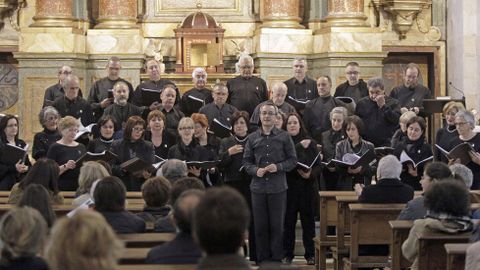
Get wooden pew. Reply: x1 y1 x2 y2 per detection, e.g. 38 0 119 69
332 195 358 270
120 248 150 264
118 233 176 248
445 243 471 270
389 220 414 270
0 191 144 199
118 265 196 270
417 231 471 270
314 191 356 270
0 204 144 217
0 197 146 205
342 203 405 270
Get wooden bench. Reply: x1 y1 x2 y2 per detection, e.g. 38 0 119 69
417 231 471 270
120 248 150 264
389 220 414 270
0 196 146 205
314 191 357 270
0 204 144 217
0 191 144 199
118 265 196 270
332 195 358 270
342 203 405 270
445 243 471 270
118 233 176 248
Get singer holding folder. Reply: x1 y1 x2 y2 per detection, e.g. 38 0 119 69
0 115 31 190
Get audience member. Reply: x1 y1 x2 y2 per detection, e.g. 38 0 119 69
156 159 188 182
93 176 146 233
146 189 204 264
450 163 474 189
137 176 171 224
32 106 61 160
17 184 56 228
73 161 110 206
0 207 48 270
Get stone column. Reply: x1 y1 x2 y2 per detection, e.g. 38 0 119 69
325 0 367 27
31 0 74 27
261 0 304 29
95 0 138 29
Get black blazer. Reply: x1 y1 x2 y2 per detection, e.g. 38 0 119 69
145 232 201 264
358 178 414 204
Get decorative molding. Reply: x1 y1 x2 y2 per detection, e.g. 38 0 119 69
379 0 432 39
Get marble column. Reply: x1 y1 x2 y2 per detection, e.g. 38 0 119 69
95 0 138 29
261 0 304 29
325 0 367 27
31 0 74 27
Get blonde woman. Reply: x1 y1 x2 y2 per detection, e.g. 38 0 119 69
73 161 110 206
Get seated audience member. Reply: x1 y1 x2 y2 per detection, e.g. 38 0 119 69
46 210 124 270
0 114 31 191
156 158 188 182
391 111 416 148
0 207 48 270
86 115 116 153
450 163 474 189
137 176 172 224
194 187 252 270
17 184 56 228
398 162 452 220
355 155 414 203
73 161 110 206
9 158 64 205
32 106 61 160
402 180 473 270
146 190 204 264
93 176 146 233
46 116 87 191
155 177 205 233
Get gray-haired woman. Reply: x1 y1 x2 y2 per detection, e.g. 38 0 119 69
32 106 61 160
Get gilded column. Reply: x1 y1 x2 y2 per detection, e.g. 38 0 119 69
261 0 304 29
31 0 74 27
95 0 138 29
325 0 367 27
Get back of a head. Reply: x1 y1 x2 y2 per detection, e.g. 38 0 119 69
78 161 110 195
424 179 470 217
193 187 250 255
141 176 171 208
173 189 204 234
158 159 188 182
17 184 56 227
0 207 47 266
450 164 474 189
377 155 402 180
46 210 123 270
170 177 205 205
424 162 452 181
93 176 126 212
20 158 59 194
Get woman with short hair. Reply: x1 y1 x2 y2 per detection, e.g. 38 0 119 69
18 184 57 228
86 115 116 153
144 110 176 160
73 161 110 206
434 101 465 162
33 106 62 160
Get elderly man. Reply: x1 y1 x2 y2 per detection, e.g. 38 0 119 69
334 62 369 102
43 65 83 107
354 155 414 203
156 159 188 182
52 75 94 127
303 75 349 141
157 84 185 137
389 63 432 116
226 55 268 116
199 82 238 127
88 56 134 122
355 77 401 147
243 101 297 264
132 59 178 108
250 82 296 130
180 67 213 116
103 81 145 132
284 57 318 115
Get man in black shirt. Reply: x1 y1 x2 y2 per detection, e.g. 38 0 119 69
43 66 83 107
334 62 369 103
355 77 401 147
226 55 268 116
180 67 213 117
158 85 185 137
131 59 179 108
88 56 134 122
52 75 94 127
284 57 318 115
199 82 238 127
389 62 432 116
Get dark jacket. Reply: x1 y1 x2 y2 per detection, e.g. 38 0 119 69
32 128 61 160
218 135 250 183
358 178 414 203
145 232 202 264
0 140 31 191
196 254 253 270
0 256 49 270
334 138 375 189
334 79 369 102
99 210 146 234
394 138 432 190
303 96 348 141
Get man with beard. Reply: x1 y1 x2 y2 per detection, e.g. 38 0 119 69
131 59 179 108
103 81 145 133
334 62 369 103
43 65 83 107
226 55 268 117
284 57 318 116
88 56 134 122
180 67 213 117
389 63 432 116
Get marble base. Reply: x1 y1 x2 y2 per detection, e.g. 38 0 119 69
86 29 143 54
20 27 85 53
254 27 313 54
313 27 383 54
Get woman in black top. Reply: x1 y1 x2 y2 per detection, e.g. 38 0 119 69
192 113 221 185
394 116 433 190
32 106 62 160
434 101 465 162
143 110 176 160
446 110 480 189
110 116 155 191
283 112 320 265
87 115 115 153
0 115 31 191
320 106 347 190
47 116 87 191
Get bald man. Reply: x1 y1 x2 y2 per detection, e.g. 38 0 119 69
43 65 83 107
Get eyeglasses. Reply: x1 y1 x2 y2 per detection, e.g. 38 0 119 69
346 71 359 75
179 126 194 131
46 116 58 122
260 111 276 116
6 124 17 128
455 122 468 127
133 127 145 132
60 71 72 75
